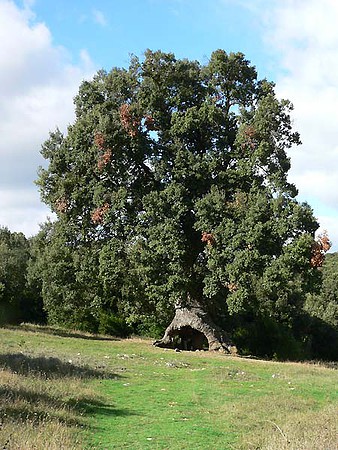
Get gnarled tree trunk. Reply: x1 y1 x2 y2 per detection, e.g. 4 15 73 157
154 300 237 354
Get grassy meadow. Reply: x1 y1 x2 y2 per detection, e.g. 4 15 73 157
0 325 337 449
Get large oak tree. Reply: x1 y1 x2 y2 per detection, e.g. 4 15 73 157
37 50 323 352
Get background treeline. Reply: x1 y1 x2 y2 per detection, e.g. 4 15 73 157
0 227 45 325
0 224 337 360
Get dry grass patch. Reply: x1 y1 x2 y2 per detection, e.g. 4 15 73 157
239 403 337 449
0 344 114 449
0 369 86 449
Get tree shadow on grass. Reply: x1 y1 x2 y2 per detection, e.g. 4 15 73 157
0 385 135 429
73 400 135 419
4 324 119 341
0 353 122 380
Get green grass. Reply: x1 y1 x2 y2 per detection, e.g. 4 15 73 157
0 325 337 449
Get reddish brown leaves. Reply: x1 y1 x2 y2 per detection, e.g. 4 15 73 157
55 197 69 214
119 104 139 137
226 282 238 293
201 232 215 246
97 149 112 171
94 132 112 171
310 231 331 268
119 105 157 136
91 203 110 225
94 132 105 150
144 115 156 131
241 125 257 151
118 105 158 136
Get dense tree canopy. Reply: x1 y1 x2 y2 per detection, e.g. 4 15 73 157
0 227 44 324
36 49 330 357
303 251 338 360
306 251 338 329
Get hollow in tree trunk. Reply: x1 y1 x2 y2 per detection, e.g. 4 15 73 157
154 300 237 354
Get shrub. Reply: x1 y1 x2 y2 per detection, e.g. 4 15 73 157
232 316 305 360
98 313 131 337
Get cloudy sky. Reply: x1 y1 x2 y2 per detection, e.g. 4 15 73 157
1 0 337 250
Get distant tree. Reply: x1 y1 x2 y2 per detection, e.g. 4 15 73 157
27 220 101 331
303 232 336 329
37 50 324 354
28 220 131 335
303 248 338 360
0 227 44 324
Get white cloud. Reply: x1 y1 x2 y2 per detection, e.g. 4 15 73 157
92 8 107 27
0 188 55 237
256 0 338 250
0 0 95 236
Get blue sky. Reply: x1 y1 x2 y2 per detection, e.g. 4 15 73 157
28 0 270 73
1 0 338 250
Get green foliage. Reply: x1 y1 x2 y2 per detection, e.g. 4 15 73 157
232 316 306 360
36 49 325 357
98 312 130 337
28 221 102 330
305 252 338 328
303 252 338 360
134 317 166 339
0 227 44 325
